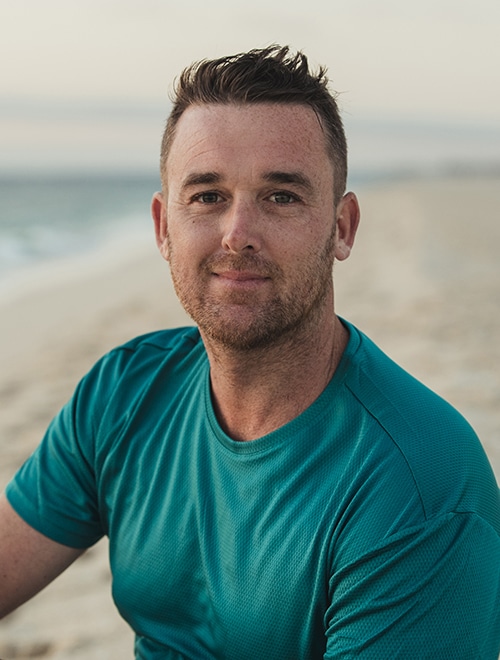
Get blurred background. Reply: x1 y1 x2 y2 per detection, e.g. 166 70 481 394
1 0 499 281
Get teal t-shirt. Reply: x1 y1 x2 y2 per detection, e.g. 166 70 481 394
6 321 500 658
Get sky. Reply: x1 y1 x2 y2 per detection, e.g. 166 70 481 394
1 0 499 174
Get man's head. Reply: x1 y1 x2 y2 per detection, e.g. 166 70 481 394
160 45 348 204
153 47 359 351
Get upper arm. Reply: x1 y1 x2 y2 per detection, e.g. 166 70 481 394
325 513 500 659
0 493 84 619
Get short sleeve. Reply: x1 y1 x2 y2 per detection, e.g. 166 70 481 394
5 363 107 549
4 332 191 550
325 511 500 659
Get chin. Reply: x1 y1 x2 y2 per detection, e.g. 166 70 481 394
198 311 310 352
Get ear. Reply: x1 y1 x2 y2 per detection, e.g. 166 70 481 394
334 192 360 261
151 192 170 261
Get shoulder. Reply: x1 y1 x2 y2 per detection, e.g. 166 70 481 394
109 325 202 360
341 321 500 529
343 321 472 441
71 326 205 423
89 325 202 379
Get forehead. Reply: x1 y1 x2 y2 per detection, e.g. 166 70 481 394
165 103 332 182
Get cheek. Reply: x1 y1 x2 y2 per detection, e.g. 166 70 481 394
280 221 333 258
167 223 215 268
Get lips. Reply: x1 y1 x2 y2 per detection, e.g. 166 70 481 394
214 270 269 281
203 254 280 283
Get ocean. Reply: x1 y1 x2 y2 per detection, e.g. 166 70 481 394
1 117 499 289
0 174 160 283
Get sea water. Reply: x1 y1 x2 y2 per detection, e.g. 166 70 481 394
0 117 498 288
0 174 160 282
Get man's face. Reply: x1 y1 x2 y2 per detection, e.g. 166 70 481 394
153 102 356 350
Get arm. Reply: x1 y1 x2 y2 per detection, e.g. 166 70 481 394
325 512 500 659
0 493 83 619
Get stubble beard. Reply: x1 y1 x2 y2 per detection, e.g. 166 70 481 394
167 228 337 352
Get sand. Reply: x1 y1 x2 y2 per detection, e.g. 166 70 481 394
0 174 499 658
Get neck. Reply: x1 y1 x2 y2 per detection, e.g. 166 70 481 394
202 308 348 441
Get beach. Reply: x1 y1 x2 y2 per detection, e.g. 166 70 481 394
0 174 499 658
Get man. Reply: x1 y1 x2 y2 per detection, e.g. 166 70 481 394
1 46 499 658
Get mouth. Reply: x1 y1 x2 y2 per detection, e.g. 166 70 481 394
214 270 270 282
211 270 271 292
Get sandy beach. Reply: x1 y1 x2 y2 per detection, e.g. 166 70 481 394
1 174 499 658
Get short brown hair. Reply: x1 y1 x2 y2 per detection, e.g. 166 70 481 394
160 45 348 202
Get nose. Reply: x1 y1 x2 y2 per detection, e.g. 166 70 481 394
221 198 262 254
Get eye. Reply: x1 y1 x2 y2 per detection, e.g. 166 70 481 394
193 191 222 204
269 191 298 204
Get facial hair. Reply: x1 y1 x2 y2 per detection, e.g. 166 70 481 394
167 224 337 351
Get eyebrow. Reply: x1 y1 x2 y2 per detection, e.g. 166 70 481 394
182 171 221 189
262 171 314 192
181 170 314 191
